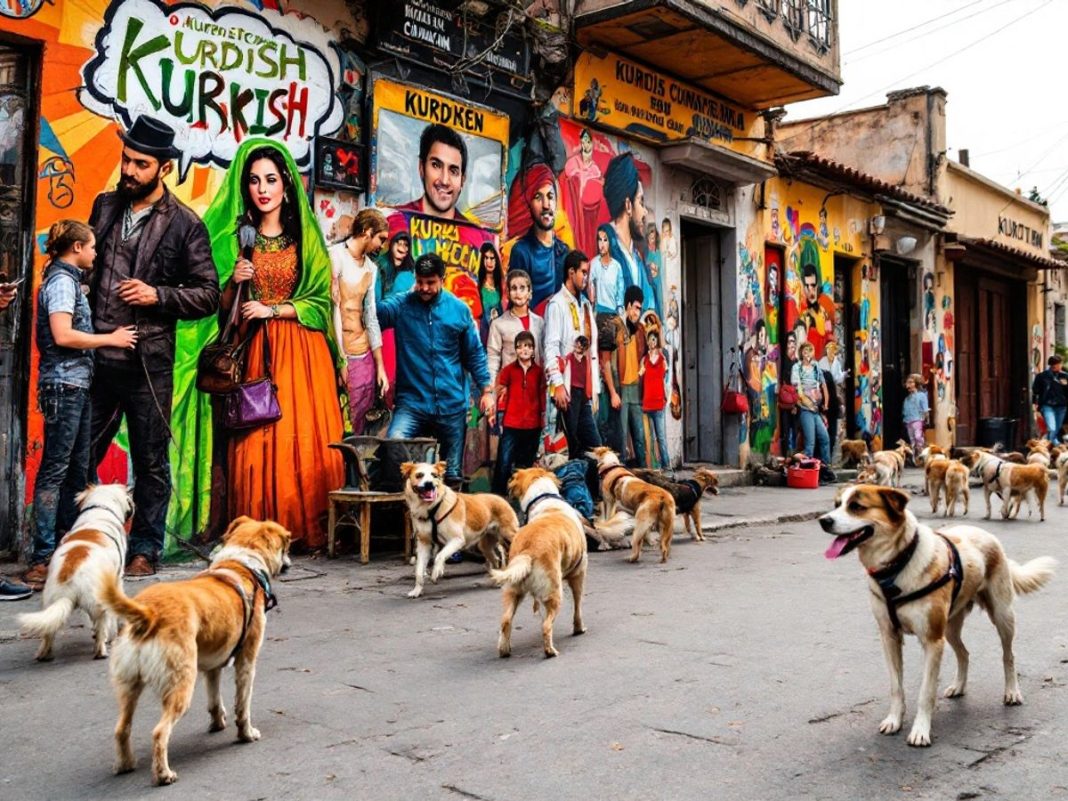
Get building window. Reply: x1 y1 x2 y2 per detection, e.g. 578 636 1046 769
807 0 832 52
782 0 804 40
755 0 779 23
690 177 721 211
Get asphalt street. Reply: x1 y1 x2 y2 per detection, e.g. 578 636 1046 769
3 469 1068 801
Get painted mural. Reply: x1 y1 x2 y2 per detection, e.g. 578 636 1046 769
742 181 880 462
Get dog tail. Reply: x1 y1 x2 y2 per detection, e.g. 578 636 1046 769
489 555 533 587
98 572 154 637
17 597 75 640
658 498 675 536
1010 556 1057 595
594 510 634 539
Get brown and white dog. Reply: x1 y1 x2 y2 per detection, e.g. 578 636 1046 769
490 467 587 658
100 516 292 786
839 438 872 468
820 485 1055 747
1057 451 1068 506
921 448 950 514
963 450 1049 521
630 467 719 541
917 444 947 467
401 461 519 598
589 447 677 563
871 440 912 487
1025 438 1051 468
17 484 133 661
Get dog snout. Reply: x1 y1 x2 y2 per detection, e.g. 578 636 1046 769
819 515 835 532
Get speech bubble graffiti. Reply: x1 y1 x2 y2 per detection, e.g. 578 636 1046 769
80 0 343 180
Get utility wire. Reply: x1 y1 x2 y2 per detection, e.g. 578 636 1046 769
844 0 991 55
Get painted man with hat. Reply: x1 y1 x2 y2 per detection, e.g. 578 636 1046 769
87 115 219 577
507 162 569 314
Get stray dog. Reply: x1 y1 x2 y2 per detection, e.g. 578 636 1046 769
401 461 519 598
18 484 134 661
963 450 1048 521
1025 439 1051 468
871 440 912 487
943 460 970 518
101 516 291 785
589 447 677 563
917 444 947 467
631 467 719 541
922 449 950 513
820 485 1055 747
839 438 871 467
1058 451 1068 505
490 467 587 658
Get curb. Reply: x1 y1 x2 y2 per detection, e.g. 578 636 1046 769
702 508 824 534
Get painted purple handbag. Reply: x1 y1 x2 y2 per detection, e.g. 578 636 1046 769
223 321 281 430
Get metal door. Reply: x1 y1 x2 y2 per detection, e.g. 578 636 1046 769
682 228 722 463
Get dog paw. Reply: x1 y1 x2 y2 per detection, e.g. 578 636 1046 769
407 586 423 599
906 727 931 747
237 726 261 743
573 626 587 636
94 649 108 660
878 716 902 735
1004 689 1024 705
597 542 610 551
34 652 54 663
153 769 178 786
626 554 640 563
114 760 136 775
543 646 559 658
430 565 444 583
943 684 965 698
498 648 511 658
209 717 227 733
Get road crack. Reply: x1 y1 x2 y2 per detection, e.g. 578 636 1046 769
442 784 494 800
648 726 736 747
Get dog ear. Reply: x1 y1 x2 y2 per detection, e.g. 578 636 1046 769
399 462 417 480
434 461 447 477
878 487 910 522
223 516 254 541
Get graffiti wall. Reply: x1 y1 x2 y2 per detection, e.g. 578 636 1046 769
742 179 878 462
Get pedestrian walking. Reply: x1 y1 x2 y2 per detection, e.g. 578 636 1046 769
23 221 138 588
639 328 670 470
1032 355 1068 444
491 330 546 496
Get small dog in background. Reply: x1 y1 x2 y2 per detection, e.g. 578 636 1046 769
943 460 970 517
870 440 912 487
589 447 677 563
18 484 133 662
839 438 871 468
963 450 1048 521
630 467 719 542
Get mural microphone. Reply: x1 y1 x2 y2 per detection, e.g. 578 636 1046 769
238 223 257 263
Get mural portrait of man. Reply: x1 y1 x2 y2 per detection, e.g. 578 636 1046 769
602 152 657 316
394 123 471 223
507 162 569 314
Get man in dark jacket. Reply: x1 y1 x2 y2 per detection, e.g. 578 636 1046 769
1033 354 1068 444
88 116 219 576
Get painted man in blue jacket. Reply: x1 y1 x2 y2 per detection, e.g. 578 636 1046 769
377 252 495 487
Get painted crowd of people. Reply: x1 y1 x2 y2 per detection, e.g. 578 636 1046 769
14 115 675 596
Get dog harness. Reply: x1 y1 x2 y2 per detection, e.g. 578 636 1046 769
424 498 459 546
597 464 632 496
677 480 703 514
523 492 564 522
868 533 964 631
203 561 278 667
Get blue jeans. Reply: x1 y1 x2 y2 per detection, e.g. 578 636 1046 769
619 383 646 466
1041 405 1066 443
798 408 831 465
646 410 670 468
33 384 92 565
492 427 541 497
388 406 468 483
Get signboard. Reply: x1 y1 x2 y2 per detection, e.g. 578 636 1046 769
377 0 530 89
573 51 756 149
81 0 344 179
370 76 509 230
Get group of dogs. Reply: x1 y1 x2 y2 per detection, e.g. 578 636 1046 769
12 435 1066 783
840 436 1068 522
12 447 720 786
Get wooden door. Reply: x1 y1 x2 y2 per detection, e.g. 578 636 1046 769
955 273 977 444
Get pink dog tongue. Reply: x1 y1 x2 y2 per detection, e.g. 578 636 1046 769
824 535 852 560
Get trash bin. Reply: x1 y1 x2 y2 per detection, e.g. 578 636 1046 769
976 417 1017 449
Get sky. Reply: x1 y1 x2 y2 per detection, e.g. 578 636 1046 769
785 0 1068 224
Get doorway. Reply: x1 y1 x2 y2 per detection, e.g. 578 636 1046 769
681 221 723 464
879 257 912 446
833 255 856 440
0 42 38 553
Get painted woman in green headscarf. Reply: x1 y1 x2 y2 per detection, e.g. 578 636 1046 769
168 138 344 553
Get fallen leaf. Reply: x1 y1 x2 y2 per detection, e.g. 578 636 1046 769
610 742 624 751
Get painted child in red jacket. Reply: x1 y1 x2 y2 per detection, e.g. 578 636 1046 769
491 329 547 496
639 328 670 469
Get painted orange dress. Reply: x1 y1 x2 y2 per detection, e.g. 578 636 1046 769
228 234 344 549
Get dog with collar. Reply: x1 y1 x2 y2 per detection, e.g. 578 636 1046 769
820 485 1055 747
100 516 291 786
871 440 912 486
963 450 1048 521
401 461 519 599
630 467 718 541
589 447 677 563
18 484 133 661
490 467 587 658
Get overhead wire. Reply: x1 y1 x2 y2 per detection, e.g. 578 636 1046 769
844 0 991 55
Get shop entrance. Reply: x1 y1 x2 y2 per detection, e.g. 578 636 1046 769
0 42 38 552
681 221 723 464
880 257 914 446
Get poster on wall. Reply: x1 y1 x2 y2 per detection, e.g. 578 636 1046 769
80 0 345 179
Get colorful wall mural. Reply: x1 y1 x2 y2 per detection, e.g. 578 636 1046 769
741 180 879 463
